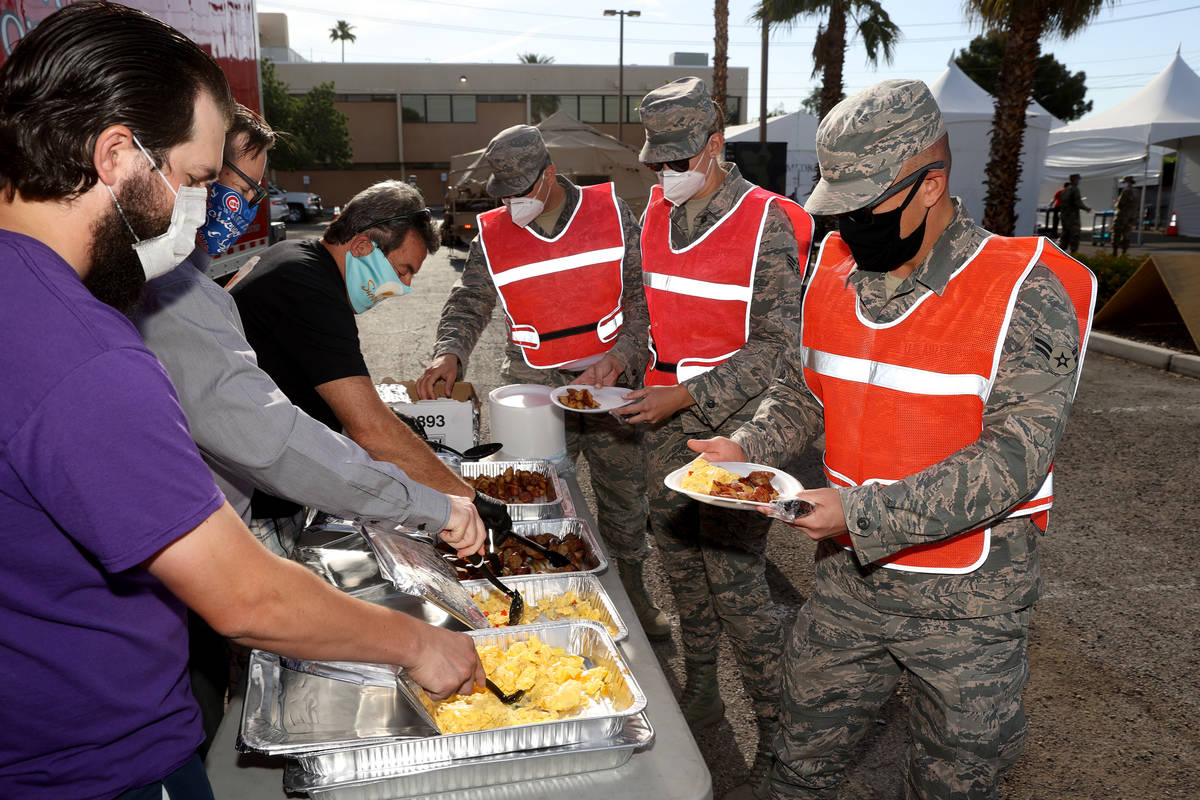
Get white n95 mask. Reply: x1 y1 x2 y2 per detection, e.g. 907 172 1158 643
503 171 550 228
659 148 714 206
107 135 209 280
660 169 708 206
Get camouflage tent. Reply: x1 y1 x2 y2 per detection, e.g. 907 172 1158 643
449 111 657 217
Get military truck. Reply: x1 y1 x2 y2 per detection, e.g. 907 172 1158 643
440 179 499 249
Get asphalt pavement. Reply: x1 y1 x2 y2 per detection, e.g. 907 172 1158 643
334 230 1200 799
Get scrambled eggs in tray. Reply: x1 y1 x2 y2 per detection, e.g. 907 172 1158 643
465 573 625 639
435 636 614 734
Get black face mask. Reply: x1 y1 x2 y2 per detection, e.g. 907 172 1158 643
837 162 942 273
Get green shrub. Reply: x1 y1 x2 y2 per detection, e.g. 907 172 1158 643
1069 251 1145 309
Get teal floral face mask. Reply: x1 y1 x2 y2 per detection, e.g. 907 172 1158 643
344 243 413 314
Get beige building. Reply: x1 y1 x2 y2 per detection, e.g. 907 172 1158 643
261 15 748 207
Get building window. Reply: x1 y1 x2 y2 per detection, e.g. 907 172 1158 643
425 95 452 122
477 94 522 103
531 95 581 122
579 95 604 124
401 94 426 122
625 96 641 123
452 94 476 123
335 93 395 102
604 95 620 124
400 94 477 123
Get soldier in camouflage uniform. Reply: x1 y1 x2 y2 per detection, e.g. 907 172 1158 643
1112 175 1138 256
417 125 669 639
694 79 1096 799
614 77 813 800
1058 172 1090 252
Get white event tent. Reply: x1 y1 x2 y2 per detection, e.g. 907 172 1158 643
724 112 820 203
1044 49 1200 236
928 58 1057 235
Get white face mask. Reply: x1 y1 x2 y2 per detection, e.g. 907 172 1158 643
504 172 550 228
660 149 712 206
107 135 209 280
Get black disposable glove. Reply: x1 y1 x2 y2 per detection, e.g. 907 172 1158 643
472 491 513 539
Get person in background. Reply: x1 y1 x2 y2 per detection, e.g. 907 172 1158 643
134 105 511 754
229 181 481 551
0 4 485 798
416 124 668 638
693 78 1095 799
616 77 814 799
1112 175 1137 256
1051 180 1067 237
1058 172 1090 252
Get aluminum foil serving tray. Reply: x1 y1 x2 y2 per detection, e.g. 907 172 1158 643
239 621 646 777
507 516 608 578
293 531 388 597
282 713 653 799
459 459 573 521
461 573 628 641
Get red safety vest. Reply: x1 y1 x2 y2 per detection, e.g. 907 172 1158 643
641 183 814 386
477 183 626 369
803 233 1096 574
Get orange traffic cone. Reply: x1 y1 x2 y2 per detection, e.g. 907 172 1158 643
1166 211 1178 236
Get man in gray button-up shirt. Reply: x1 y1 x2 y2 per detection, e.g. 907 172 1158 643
134 111 480 547
131 105 500 757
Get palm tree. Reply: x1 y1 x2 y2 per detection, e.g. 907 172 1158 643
519 54 558 121
712 0 730 122
755 1 899 122
329 20 356 63
965 0 1110 235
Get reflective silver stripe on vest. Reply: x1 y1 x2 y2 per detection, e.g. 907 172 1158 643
490 246 626 288
803 346 990 399
597 310 623 341
643 271 753 302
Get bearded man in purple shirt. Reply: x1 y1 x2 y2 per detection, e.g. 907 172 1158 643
0 5 488 799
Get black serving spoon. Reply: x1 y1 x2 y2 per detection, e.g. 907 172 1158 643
498 529 572 568
469 553 525 625
484 677 525 704
431 441 503 462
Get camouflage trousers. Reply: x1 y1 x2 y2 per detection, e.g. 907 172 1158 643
1112 217 1134 253
1058 215 1082 253
769 573 1032 800
502 359 649 561
643 413 783 720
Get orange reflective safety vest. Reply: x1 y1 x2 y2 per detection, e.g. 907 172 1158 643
803 233 1096 574
641 183 814 386
477 183 626 369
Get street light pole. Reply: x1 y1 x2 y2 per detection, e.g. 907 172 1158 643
604 9 640 143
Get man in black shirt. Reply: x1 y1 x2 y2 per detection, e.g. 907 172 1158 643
232 180 474 549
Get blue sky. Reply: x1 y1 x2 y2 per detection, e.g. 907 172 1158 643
259 0 1200 121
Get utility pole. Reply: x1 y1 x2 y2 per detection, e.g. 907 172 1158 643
759 13 768 143
604 9 640 143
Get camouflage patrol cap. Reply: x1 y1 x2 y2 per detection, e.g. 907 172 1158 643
806 79 947 216
638 77 718 163
484 125 550 198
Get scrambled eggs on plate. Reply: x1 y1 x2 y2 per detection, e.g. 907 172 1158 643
678 458 742 494
434 636 613 733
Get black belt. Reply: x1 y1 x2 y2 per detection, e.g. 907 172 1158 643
651 359 678 373
539 320 601 342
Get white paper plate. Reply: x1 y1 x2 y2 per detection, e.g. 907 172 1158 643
549 385 633 414
664 461 804 510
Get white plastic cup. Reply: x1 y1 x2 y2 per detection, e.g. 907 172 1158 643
487 384 566 461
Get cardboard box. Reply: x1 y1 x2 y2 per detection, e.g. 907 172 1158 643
376 380 480 452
